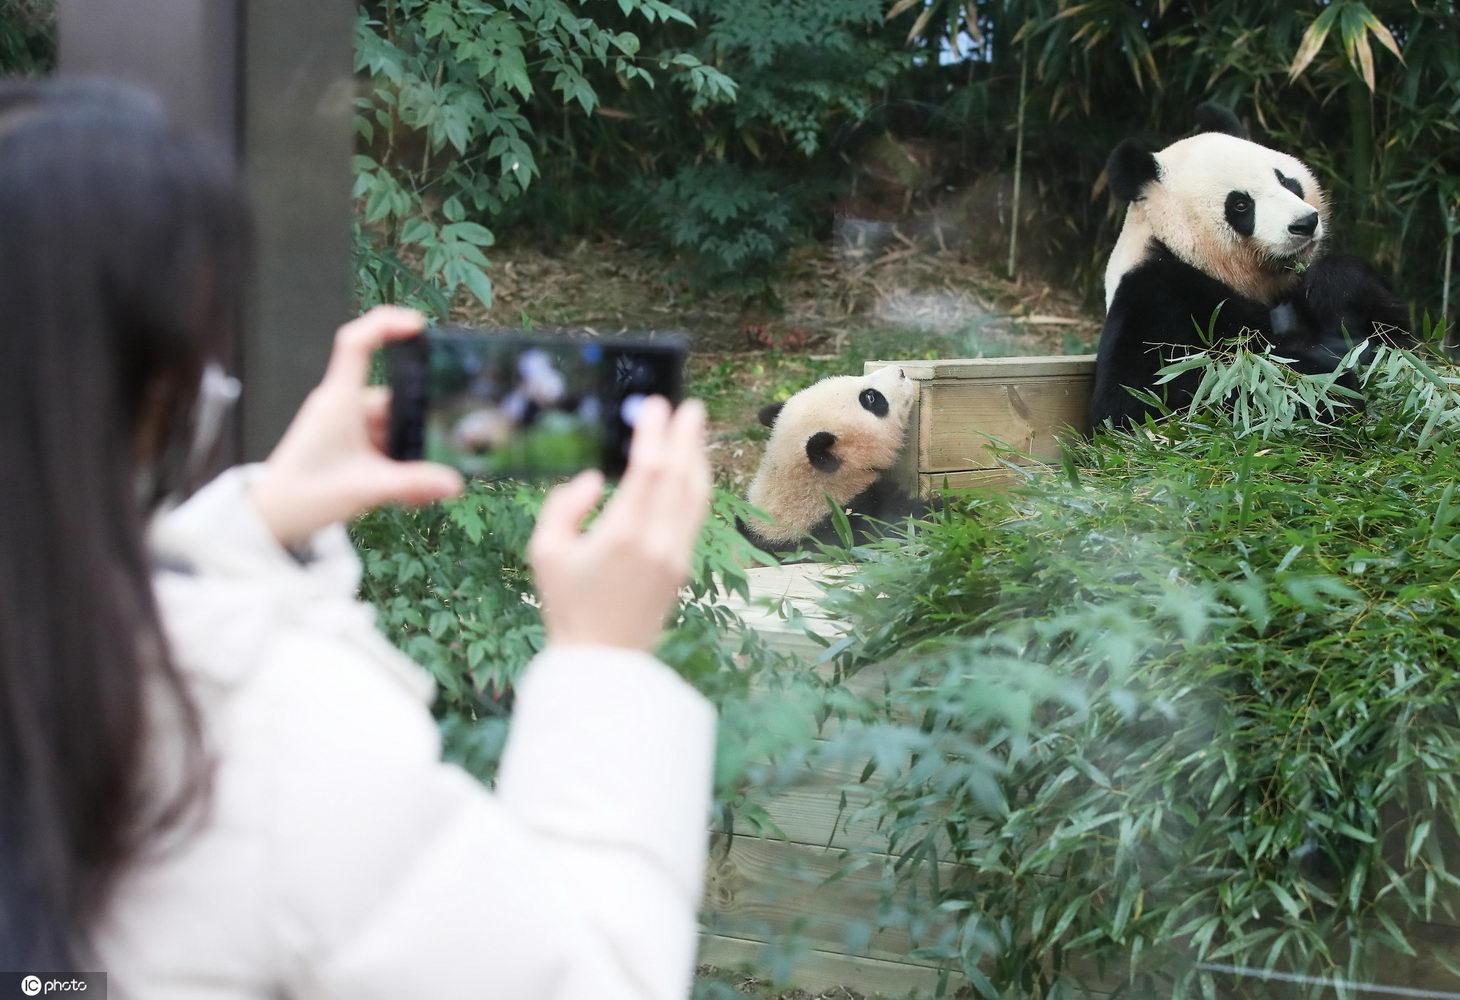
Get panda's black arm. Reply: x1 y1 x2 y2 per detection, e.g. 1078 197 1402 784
1287 254 1413 353
735 515 805 556
1254 256 1412 398
800 477 935 550
1092 250 1276 428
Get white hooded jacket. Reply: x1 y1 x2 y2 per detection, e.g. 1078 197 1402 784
93 468 717 1000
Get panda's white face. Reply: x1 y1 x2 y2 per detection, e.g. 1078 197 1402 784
1106 132 1328 307
745 365 916 542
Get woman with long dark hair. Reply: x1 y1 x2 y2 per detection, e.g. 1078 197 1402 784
0 80 715 999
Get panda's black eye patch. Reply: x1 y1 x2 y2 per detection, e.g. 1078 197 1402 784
1275 168 1304 200
859 388 889 417
1225 191 1255 237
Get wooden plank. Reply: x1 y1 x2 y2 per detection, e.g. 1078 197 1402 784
702 837 960 970
867 355 1098 381
920 376 1089 472
699 932 963 999
723 563 851 659
725 565 935 709
712 754 874 850
742 562 857 605
889 378 924 496
706 881 1460 998
702 933 1110 999
712 746 959 856
919 468 1031 496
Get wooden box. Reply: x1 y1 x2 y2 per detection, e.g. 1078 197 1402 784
864 355 1098 496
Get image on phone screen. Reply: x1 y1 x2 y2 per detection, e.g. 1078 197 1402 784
387 329 685 481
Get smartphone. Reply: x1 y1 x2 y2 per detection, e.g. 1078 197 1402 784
385 327 686 480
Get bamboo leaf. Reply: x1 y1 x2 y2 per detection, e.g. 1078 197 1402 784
1360 8 1404 62
1289 5 1341 80
964 0 983 44
1356 31 1377 91
907 3 936 43
886 0 922 22
1269 882 1305 921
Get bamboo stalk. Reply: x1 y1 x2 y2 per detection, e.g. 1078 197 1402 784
1348 78 1374 257
1007 41 1029 280
1444 205 1455 356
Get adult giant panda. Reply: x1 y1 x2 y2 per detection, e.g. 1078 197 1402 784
738 364 927 555
1092 103 1412 428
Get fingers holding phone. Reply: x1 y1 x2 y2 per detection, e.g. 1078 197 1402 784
248 307 465 549
248 314 705 635
529 398 711 653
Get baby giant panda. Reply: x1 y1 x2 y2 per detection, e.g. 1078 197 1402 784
739 365 926 554
1092 103 1411 428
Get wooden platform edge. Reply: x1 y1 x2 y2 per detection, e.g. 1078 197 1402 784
699 932 963 999
918 468 1024 496
866 354 1098 381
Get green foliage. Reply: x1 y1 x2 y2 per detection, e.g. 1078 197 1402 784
627 0 908 291
352 0 735 314
359 1 1460 310
674 0 905 158
809 343 1460 995
0 0 55 76
350 478 805 789
649 163 797 295
494 0 909 292
353 480 542 714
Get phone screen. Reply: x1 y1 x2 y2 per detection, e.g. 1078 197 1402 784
386 328 686 480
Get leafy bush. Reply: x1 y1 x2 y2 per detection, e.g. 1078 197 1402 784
629 1 908 291
352 0 735 314
492 0 910 292
350 480 818 791
355 2 1460 312
672 0 906 159
809 343 1460 995
0 0 55 76
648 163 799 295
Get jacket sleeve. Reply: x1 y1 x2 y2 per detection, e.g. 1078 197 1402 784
268 643 717 1000
156 468 717 998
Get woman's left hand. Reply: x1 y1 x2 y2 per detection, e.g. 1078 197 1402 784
248 306 464 549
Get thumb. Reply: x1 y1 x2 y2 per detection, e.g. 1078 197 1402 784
531 470 605 556
361 460 465 509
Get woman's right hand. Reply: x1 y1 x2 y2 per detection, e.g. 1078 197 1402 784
248 306 464 549
527 397 711 652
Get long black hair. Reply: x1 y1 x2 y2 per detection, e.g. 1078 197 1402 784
0 79 251 970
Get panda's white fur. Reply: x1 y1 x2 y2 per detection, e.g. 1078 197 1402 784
1104 131 1328 310
745 364 917 545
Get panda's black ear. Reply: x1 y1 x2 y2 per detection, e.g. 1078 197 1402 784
805 431 842 473
1107 140 1160 202
1194 101 1248 140
758 402 785 428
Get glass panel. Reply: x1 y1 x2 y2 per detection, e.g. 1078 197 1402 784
347 2 1460 998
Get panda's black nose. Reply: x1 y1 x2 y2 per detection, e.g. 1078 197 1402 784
1289 212 1319 238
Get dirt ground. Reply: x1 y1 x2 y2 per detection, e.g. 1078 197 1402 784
455 236 1103 490
468 236 1099 351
